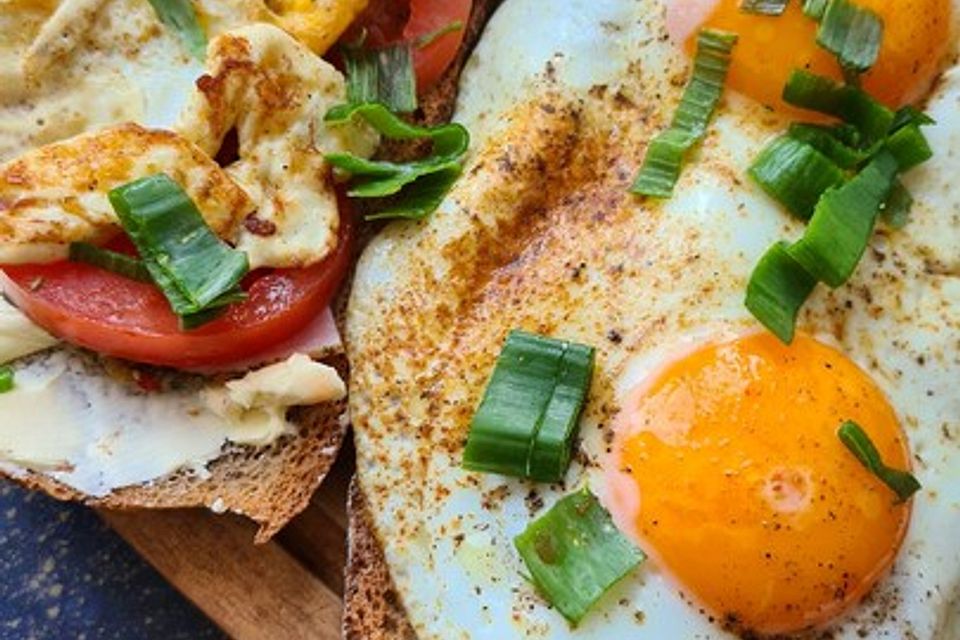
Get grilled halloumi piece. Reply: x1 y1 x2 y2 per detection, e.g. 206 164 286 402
0 23 373 269
0 123 254 264
177 24 376 269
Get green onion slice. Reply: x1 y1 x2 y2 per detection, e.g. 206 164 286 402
325 102 470 220
745 241 818 344
68 242 152 283
0 366 13 393
462 331 595 482
749 136 845 219
109 174 249 329
630 29 738 198
783 70 894 143
463 332 567 478
630 129 697 199
147 0 207 60
364 165 464 221
514 487 644 625
816 0 884 73
892 106 936 131
788 151 897 287
803 0 829 18
880 179 913 230
740 0 790 15
343 44 418 113
527 342 596 482
416 20 465 48
837 421 921 502
787 123 863 168
883 123 933 172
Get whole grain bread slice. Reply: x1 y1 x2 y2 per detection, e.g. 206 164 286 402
7 353 350 544
343 0 503 636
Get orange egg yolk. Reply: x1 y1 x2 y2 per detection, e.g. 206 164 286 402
681 0 952 111
609 332 912 635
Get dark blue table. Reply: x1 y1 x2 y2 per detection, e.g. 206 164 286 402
0 481 223 639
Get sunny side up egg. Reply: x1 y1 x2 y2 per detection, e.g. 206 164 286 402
607 0 958 634
347 0 960 638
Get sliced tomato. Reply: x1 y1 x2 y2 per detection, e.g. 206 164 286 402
405 0 473 90
347 0 473 90
0 213 353 371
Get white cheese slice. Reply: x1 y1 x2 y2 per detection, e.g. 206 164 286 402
203 353 346 447
0 297 58 365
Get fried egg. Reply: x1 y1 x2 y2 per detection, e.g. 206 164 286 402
347 0 960 637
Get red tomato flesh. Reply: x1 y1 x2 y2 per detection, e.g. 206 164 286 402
347 0 473 90
406 0 473 90
0 215 353 371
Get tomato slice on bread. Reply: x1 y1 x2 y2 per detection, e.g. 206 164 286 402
0 213 353 371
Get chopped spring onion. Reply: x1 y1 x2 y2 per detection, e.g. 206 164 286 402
892 106 936 131
630 29 738 197
630 129 697 199
803 0 829 18
343 44 418 113
527 341 596 482
880 180 913 230
748 136 845 219
788 151 897 287
745 241 818 344
787 123 863 168
816 0 884 73
415 20 465 48
68 242 152 283
838 421 921 502
0 366 13 393
462 331 595 482
883 123 933 172
463 332 568 478
365 165 464 221
514 487 644 625
325 102 470 220
109 174 249 329
740 0 790 15
783 70 894 143
147 0 207 60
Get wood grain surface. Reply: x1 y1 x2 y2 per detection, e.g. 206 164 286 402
99 449 355 640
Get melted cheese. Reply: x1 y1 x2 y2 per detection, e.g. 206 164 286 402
0 349 345 495
0 297 58 364
0 0 205 161
177 24 377 269
204 353 345 446
0 124 256 264
0 24 374 269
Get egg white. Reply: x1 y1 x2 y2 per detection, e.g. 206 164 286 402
348 0 960 638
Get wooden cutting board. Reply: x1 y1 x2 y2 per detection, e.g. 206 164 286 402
99 447 355 640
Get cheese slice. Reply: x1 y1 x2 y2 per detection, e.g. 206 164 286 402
204 353 346 446
0 296 58 365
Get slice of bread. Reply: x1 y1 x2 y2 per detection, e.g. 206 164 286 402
343 0 503 635
6 353 350 544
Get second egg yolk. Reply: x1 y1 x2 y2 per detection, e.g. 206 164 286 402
672 0 952 111
607 332 913 635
